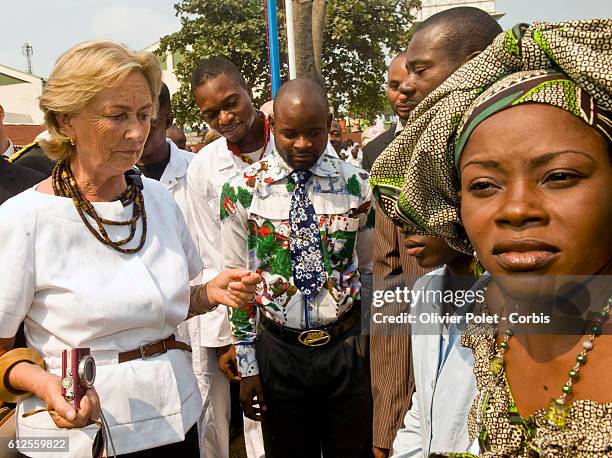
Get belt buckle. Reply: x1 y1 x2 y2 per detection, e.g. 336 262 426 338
139 340 167 359
298 330 331 347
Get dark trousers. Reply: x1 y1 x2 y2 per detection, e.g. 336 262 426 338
256 321 373 458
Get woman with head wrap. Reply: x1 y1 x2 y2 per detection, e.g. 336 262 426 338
371 19 611 457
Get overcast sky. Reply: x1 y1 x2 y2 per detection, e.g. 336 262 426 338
2 0 610 78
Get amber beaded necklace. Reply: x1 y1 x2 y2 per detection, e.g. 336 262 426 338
52 160 147 254
489 296 611 429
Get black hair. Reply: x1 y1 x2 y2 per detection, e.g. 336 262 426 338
158 82 171 114
190 57 249 93
416 7 502 63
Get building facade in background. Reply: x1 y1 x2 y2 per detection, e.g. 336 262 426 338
0 64 44 124
0 64 45 149
143 42 181 95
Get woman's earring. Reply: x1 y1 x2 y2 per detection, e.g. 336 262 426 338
470 250 485 277
69 138 75 146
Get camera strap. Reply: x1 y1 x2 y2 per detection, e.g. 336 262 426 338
93 409 116 458
21 407 116 458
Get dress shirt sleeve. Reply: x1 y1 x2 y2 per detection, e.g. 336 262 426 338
390 390 423 458
0 199 35 338
356 186 375 272
220 180 259 377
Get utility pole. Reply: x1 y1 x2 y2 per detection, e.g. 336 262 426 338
22 43 33 74
264 0 281 97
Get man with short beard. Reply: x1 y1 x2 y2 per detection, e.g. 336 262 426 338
328 119 343 155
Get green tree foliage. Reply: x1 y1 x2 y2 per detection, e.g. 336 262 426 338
159 0 419 126
324 0 420 116
159 0 279 127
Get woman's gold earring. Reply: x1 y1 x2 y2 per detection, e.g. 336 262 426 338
69 138 75 146
470 251 485 277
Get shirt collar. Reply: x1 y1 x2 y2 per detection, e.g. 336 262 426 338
160 139 190 184
394 121 405 137
2 139 14 158
216 131 276 173
267 144 341 183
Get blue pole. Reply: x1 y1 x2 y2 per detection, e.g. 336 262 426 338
266 0 281 97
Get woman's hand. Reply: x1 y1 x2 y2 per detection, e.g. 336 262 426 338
207 270 262 309
9 362 101 429
34 372 101 429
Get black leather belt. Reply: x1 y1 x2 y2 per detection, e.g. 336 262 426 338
260 304 361 347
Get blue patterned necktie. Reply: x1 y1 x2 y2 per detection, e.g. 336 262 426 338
289 170 325 300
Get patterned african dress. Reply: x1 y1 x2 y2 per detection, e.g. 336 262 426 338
437 301 612 458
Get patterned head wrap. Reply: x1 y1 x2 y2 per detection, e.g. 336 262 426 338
455 69 612 167
369 19 612 253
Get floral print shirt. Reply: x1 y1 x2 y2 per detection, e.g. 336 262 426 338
220 146 374 376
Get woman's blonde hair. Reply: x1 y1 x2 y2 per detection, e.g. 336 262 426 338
39 40 162 161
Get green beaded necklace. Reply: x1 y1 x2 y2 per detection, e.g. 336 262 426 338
489 296 611 429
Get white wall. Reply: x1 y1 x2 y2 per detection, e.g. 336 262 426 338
143 42 180 96
0 65 44 124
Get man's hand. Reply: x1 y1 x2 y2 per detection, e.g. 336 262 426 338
216 344 240 382
207 269 262 309
240 375 267 421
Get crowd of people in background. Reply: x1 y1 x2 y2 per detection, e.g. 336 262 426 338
0 5 610 458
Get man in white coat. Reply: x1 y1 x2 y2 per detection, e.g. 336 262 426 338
185 58 270 458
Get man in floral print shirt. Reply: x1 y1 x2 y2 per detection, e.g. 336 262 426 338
220 79 375 457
